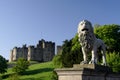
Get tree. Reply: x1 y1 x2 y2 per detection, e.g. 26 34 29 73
0 55 7 74
12 58 29 74
61 34 82 67
61 39 73 67
94 24 120 52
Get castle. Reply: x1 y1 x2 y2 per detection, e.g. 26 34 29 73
9 39 55 62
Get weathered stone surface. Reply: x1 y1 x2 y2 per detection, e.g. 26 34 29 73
9 39 55 62
55 64 120 80
73 64 112 72
78 20 107 65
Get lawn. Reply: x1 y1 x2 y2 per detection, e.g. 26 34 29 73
3 61 55 80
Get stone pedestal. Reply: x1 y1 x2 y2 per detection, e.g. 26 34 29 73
55 64 120 80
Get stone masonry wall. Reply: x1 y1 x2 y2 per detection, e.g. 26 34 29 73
9 39 55 62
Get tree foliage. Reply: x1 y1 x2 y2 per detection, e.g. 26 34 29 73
8 73 20 80
106 52 120 72
61 34 82 67
0 55 7 74
12 58 29 74
94 24 120 52
50 71 58 80
52 54 62 68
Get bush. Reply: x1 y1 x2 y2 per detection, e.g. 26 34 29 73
0 55 7 74
12 58 29 74
50 71 58 80
106 52 120 72
0 76 2 80
61 34 83 67
52 54 62 80
52 54 62 68
8 74 20 80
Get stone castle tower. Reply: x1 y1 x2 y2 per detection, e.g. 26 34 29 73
57 45 62 54
9 39 55 62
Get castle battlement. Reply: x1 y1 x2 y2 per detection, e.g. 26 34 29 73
9 39 55 62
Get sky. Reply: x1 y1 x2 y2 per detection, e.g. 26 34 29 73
0 0 120 59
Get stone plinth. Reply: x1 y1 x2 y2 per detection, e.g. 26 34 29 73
73 64 112 72
55 64 120 80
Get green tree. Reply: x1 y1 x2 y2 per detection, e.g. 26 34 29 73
0 55 7 74
61 34 82 67
61 39 72 67
94 24 120 52
12 58 29 74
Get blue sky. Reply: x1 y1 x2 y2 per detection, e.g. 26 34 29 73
0 0 120 59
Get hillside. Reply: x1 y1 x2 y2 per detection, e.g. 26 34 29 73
3 61 55 80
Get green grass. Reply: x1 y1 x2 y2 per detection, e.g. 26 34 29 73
3 61 55 80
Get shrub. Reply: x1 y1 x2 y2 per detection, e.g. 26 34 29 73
0 76 2 80
61 34 83 67
52 54 62 80
12 58 29 74
50 71 58 80
0 55 7 74
8 74 20 80
52 54 63 68
106 52 120 72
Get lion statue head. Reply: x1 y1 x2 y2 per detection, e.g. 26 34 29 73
78 20 95 51
78 20 93 33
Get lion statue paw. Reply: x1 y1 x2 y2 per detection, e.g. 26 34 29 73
80 61 88 64
101 63 107 66
89 60 96 64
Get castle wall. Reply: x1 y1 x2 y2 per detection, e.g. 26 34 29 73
21 45 28 60
57 45 62 54
9 50 13 62
43 42 55 61
28 46 34 61
30 40 43 61
9 39 55 62
12 47 17 61
13 45 28 61
34 48 43 61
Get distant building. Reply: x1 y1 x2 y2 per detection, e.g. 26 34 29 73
9 39 55 62
57 45 62 54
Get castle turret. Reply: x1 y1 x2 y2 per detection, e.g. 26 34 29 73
57 45 62 54
22 44 28 60
43 41 55 62
9 50 13 62
12 47 17 61
28 46 35 61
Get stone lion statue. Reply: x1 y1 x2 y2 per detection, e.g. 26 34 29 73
78 20 107 66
